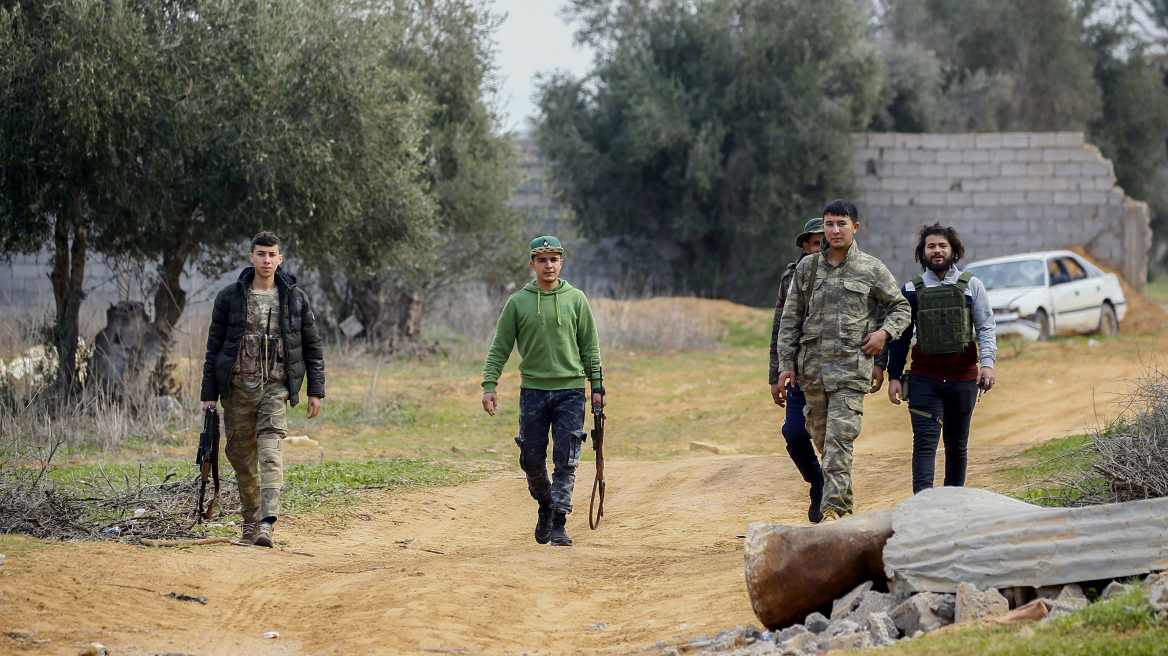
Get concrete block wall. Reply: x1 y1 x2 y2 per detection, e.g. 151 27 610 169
854 132 1151 292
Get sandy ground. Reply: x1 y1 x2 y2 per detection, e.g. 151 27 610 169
1 443 1023 656
2 335 1164 655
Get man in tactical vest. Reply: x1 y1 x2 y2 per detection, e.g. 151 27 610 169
201 232 326 547
481 236 604 547
886 223 996 493
775 200 910 522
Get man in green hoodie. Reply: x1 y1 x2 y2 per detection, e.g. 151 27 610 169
482 236 604 547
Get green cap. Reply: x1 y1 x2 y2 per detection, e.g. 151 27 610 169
795 218 824 248
530 235 564 256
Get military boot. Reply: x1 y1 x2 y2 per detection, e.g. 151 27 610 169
254 521 275 548
535 499 554 545
808 487 824 524
549 512 572 547
239 522 259 545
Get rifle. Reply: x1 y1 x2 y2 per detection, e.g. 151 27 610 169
195 405 221 523
587 356 606 530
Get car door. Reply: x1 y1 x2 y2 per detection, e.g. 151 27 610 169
1050 257 1097 333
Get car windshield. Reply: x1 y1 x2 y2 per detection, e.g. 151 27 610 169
967 260 1046 290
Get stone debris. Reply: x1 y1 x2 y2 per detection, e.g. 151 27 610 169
830 581 873 620
803 612 830 634
652 573 1168 655
955 582 1009 623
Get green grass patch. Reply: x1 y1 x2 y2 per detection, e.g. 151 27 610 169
994 433 1099 506
1145 277 1168 303
719 316 771 349
885 583 1167 656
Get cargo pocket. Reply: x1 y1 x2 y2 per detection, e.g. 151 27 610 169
569 429 586 468
844 394 865 417
841 281 872 345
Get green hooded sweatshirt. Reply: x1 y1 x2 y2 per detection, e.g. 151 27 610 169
482 280 602 393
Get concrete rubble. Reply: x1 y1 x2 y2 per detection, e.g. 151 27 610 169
647 572 1168 656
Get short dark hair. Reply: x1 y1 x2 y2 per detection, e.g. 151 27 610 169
822 199 858 223
251 231 280 251
914 222 965 266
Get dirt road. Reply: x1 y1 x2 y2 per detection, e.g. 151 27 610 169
2 447 1020 656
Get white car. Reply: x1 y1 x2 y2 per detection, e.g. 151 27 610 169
964 250 1126 340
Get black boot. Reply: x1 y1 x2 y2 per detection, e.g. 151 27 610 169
808 488 824 524
534 500 554 545
549 512 572 546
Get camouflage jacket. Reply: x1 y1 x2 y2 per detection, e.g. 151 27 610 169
768 259 801 384
775 241 910 392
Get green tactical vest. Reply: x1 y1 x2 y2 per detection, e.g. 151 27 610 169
912 271 974 356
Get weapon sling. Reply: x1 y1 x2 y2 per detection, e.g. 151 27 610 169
587 357 606 530
195 405 221 523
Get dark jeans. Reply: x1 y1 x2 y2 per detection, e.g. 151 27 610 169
907 376 979 493
516 388 587 514
783 382 824 502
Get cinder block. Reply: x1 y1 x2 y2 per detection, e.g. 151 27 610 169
868 133 895 148
976 219 1005 233
989 149 1018 163
946 191 973 206
856 176 882 190
854 134 871 148
1000 191 1026 206
883 177 909 191
1016 177 1044 191
948 135 975 149
963 179 990 192
937 150 963 164
1018 207 1046 221
1054 191 1082 205
964 207 995 220
893 192 917 205
855 148 880 162
975 134 1004 148
920 164 947 178
973 163 1001 178
922 134 949 149
1043 149 1074 163
946 164 974 178
1016 148 1044 162
1071 206 1100 221
1055 132 1085 147
893 163 922 177
973 192 1000 207
1027 163 1055 177
908 177 935 191
883 149 910 164
1042 177 1070 191
1080 162 1111 178
895 134 924 149
963 149 990 164
1044 206 1072 219
1000 163 1028 177
1025 191 1054 205
1082 191 1108 206
1001 134 1030 148
1054 163 1082 177
919 192 947 206
910 149 938 163
1030 134 1058 147
988 177 1016 191
853 162 872 178
1095 178 1114 191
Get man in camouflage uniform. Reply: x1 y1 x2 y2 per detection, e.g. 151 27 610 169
201 232 325 547
775 200 910 521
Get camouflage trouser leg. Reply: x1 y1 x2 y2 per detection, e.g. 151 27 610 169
222 377 289 523
803 387 865 516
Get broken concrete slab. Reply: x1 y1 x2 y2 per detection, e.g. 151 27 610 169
844 590 894 626
1048 583 1089 619
774 624 808 644
826 630 871 653
866 612 898 647
803 612 829 634
891 592 954 634
955 583 1009 623
1101 581 1132 600
821 619 860 641
1147 578 1168 617
778 631 819 656
830 581 873 620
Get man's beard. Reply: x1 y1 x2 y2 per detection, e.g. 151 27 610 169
926 255 954 274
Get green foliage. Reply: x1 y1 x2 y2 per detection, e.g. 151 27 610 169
536 0 883 304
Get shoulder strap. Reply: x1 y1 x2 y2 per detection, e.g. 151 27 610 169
911 274 924 292
956 270 974 292
801 253 820 313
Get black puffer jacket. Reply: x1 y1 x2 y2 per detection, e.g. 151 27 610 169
200 267 325 406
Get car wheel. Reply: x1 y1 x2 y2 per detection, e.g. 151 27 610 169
1097 303 1119 337
1031 309 1051 341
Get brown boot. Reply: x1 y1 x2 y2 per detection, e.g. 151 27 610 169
254 521 274 548
239 522 259 545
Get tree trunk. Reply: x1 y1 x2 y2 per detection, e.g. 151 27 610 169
347 278 435 355
152 220 198 345
47 218 87 398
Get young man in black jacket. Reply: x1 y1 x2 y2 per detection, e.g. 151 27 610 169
201 232 325 547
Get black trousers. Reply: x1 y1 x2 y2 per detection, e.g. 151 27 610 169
907 376 979 494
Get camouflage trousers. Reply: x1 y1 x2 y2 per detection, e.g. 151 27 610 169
222 376 288 524
802 387 865 516
515 388 587 514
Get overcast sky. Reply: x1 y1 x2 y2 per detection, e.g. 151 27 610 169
491 0 594 133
